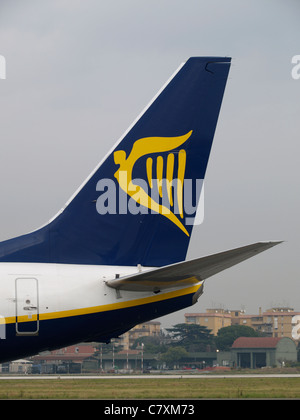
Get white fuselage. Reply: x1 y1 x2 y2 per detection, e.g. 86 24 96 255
0 262 201 362
0 263 151 323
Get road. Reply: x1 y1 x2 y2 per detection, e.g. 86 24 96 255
0 374 300 379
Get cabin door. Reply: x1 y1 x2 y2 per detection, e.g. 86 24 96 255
15 278 39 335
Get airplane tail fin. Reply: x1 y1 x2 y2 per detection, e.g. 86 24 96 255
0 57 231 266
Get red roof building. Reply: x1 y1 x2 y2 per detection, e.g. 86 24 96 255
231 336 297 368
32 344 96 363
232 337 282 349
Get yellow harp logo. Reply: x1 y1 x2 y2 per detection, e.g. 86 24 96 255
113 131 192 236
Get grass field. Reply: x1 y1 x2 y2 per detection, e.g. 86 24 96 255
0 377 300 399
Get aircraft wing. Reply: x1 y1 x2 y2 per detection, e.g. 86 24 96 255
106 241 282 292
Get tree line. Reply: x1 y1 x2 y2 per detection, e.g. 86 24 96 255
130 323 261 366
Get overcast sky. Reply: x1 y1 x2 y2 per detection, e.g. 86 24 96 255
0 0 299 327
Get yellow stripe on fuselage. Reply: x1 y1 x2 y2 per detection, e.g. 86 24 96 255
4 284 200 325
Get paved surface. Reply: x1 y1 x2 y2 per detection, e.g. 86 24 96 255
0 374 300 379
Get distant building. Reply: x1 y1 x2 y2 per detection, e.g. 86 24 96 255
0 359 32 374
118 321 161 350
185 307 300 341
231 307 300 339
31 344 96 373
261 307 300 339
231 336 297 368
33 344 96 362
185 309 231 335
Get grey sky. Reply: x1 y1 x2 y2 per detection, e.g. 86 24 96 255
0 0 299 327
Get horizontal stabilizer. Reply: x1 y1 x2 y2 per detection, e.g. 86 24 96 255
106 241 282 292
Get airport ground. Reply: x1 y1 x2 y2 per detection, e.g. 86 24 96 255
0 371 300 399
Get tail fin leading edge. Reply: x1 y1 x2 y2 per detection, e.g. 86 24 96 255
0 57 231 266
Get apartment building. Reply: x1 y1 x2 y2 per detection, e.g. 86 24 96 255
262 307 300 339
185 309 232 335
118 321 161 350
185 307 300 341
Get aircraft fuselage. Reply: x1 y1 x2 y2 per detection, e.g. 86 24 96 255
0 263 202 362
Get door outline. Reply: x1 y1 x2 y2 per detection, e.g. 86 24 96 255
15 277 39 336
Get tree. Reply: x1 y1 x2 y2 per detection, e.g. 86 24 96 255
166 323 215 352
160 347 189 368
132 335 168 354
215 325 259 351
